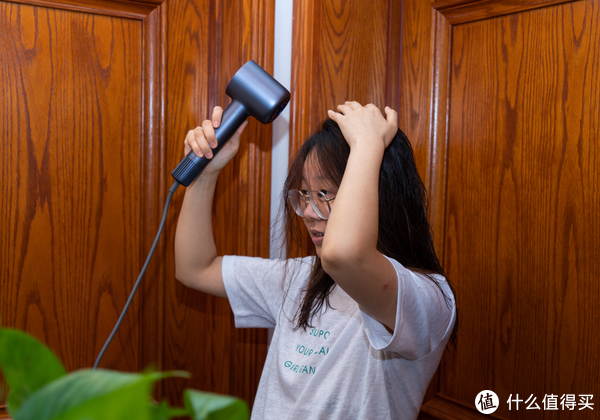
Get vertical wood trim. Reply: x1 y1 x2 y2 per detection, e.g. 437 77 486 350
207 0 221 108
396 0 434 186
427 10 452 261
417 7 453 410
289 0 321 160
385 0 403 110
287 0 321 257
245 0 275 262
139 1 166 388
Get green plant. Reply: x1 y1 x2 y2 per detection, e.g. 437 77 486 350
0 328 249 420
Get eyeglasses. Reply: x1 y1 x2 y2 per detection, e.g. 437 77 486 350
287 189 336 220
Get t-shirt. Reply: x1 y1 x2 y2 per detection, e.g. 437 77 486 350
222 255 456 420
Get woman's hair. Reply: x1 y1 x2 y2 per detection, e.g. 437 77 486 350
282 118 458 346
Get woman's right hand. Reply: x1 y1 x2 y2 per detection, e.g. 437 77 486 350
184 106 249 174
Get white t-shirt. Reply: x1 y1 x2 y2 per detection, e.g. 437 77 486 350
222 255 455 420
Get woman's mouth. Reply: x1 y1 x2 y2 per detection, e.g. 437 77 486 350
311 232 324 245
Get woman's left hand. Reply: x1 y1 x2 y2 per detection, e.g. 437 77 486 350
328 101 398 151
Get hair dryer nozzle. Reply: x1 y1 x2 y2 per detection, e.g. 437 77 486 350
226 60 290 124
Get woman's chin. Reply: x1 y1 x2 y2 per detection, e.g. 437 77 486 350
314 244 322 258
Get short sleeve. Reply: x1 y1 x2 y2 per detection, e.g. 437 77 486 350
222 255 313 329
360 256 456 360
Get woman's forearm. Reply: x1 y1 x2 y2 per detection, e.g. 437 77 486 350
321 143 383 263
174 171 225 296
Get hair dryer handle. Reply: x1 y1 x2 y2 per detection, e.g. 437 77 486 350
171 101 249 187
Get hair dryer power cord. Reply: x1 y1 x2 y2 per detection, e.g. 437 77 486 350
93 180 181 369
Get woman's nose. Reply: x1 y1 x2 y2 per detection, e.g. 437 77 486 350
302 201 320 220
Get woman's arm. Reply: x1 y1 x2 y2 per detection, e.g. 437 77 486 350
174 107 248 298
322 102 399 331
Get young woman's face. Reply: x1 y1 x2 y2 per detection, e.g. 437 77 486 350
300 156 337 257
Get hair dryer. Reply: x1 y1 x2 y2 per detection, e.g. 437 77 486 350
172 60 291 187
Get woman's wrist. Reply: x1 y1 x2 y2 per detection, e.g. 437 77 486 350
348 141 385 162
186 168 220 192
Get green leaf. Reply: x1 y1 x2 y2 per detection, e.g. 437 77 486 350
185 389 249 420
0 328 66 413
14 369 183 420
150 400 190 420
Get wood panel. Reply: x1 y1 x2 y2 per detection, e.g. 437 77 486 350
0 0 279 413
419 0 600 418
290 0 402 255
432 0 573 25
6 0 158 18
162 0 274 407
291 0 401 152
397 0 436 180
0 0 166 413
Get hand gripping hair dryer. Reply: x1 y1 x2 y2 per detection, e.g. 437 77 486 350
172 60 291 187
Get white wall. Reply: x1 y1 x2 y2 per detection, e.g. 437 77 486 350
270 0 293 260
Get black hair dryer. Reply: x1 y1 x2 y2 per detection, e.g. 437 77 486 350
172 60 291 187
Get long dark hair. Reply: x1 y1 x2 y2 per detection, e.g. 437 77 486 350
282 118 457 346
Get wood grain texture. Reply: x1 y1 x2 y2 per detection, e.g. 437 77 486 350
427 10 452 264
290 0 401 255
138 2 166 398
421 395 487 419
290 0 321 161
433 0 573 25
162 0 273 407
0 0 276 413
396 0 435 186
385 0 403 110
397 0 600 418
0 0 146 383
6 0 158 19
291 0 395 141
394 0 447 405
433 1 600 418
0 0 167 414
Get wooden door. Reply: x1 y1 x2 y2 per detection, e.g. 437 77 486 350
0 0 274 414
0 1 165 406
405 0 600 418
290 0 600 418
289 0 402 253
162 0 274 405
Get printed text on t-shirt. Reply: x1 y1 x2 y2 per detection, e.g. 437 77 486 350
309 328 330 339
296 343 329 356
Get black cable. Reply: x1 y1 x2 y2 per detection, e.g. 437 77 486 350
93 180 181 369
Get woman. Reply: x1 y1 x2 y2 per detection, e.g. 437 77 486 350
175 102 457 420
